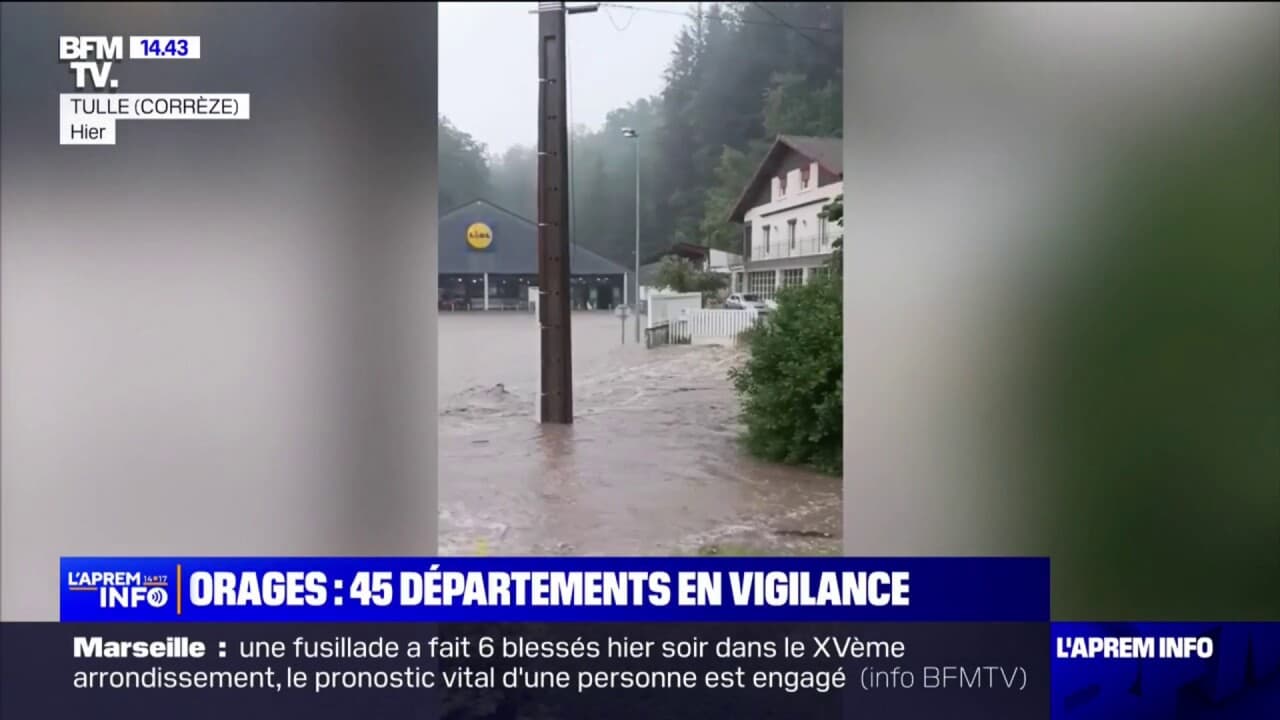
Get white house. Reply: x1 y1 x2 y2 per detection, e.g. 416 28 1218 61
727 135 842 298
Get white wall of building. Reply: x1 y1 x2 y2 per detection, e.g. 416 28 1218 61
705 248 741 273
744 161 842 263
648 292 703 329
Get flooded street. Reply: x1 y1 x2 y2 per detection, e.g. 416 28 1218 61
439 311 841 556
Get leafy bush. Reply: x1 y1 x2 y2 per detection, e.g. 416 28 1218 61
654 256 728 296
729 275 842 474
819 194 843 275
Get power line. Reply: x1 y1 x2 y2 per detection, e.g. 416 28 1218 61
598 2 840 34
602 5 637 31
750 2 824 48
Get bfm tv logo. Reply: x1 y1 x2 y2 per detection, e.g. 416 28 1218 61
67 571 170 609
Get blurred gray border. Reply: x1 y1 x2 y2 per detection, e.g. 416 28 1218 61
0 2 439 621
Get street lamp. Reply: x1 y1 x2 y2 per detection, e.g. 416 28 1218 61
622 127 640 343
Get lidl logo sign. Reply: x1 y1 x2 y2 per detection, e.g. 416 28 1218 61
466 222 493 250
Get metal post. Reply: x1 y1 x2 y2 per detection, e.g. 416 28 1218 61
537 1 573 424
534 299 542 421
483 272 489 311
633 135 641 343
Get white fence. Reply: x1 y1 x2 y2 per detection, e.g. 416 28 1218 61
676 308 762 345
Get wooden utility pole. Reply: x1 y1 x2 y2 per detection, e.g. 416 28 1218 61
537 1 574 423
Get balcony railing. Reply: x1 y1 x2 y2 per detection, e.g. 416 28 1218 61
748 234 834 262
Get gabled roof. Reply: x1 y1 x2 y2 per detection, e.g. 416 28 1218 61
783 135 843 175
439 199 628 276
726 135 843 223
642 241 712 265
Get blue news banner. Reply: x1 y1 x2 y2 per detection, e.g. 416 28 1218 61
0 557 1270 720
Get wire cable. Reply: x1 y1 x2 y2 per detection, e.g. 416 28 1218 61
750 2 824 47
602 5 637 31
599 2 839 34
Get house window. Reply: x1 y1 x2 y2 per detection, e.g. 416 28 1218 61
782 268 804 288
748 271 778 299
801 166 811 189
762 225 771 255
818 219 827 248
778 175 787 197
788 219 797 250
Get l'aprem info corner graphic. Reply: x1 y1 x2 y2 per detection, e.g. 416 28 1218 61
59 35 250 146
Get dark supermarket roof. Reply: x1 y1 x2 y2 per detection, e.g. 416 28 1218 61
439 200 629 276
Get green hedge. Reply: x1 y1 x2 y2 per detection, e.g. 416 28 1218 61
729 275 842 474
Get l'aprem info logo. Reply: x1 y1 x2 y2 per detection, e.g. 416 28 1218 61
67 571 171 609
59 35 249 146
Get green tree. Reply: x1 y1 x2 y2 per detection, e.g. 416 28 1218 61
730 273 843 473
438 115 491 211
654 3 844 249
764 72 841 138
697 143 766 251
819 193 843 274
654 256 728 296
658 18 707 245
490 144 537 219
571 99 662 266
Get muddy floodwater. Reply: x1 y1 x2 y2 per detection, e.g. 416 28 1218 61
438 311 841 556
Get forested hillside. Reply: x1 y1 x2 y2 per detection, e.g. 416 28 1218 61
439 2 842 267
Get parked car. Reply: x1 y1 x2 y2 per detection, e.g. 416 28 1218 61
725 293 769 311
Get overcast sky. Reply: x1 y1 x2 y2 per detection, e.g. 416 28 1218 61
439 2 694 154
